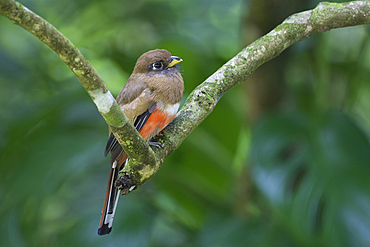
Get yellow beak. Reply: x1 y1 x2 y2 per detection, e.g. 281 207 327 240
168 56 183 67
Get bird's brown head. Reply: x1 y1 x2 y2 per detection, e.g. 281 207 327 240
117 49 184 106
132 49 183 74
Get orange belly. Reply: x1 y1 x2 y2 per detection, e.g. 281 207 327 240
139 108 175 141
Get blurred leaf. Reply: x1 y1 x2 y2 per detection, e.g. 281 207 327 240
252 110 370 246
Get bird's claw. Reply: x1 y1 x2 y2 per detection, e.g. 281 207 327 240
148 141 163 148
115 173 135 195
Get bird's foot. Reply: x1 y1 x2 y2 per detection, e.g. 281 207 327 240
148 141 163 148
115 173 135 195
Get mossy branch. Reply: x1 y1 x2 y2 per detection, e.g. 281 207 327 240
0 0 157 170
1 0 370 193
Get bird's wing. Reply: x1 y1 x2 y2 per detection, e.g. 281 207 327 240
104 101 157 163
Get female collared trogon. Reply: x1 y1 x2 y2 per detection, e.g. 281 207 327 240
98 49 184 235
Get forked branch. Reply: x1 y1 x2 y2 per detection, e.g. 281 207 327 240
1 0 369 192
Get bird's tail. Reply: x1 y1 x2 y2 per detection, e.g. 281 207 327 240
98 160 122 235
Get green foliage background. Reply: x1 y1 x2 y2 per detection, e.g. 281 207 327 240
1 0 370 246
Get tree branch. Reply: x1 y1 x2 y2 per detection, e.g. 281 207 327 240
1 0 369 193
0 0 157 170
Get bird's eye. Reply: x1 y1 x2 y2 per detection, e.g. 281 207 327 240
153 61 163 70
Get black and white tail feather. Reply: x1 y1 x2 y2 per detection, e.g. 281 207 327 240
97 103 156 235
97 159 124 235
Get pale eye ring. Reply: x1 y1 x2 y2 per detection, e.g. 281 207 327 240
153 61 163 70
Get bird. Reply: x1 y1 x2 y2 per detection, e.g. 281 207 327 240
98 49 184 235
